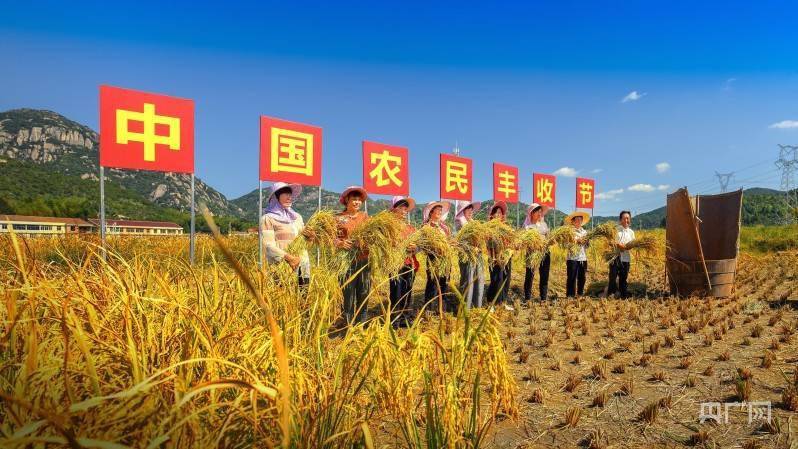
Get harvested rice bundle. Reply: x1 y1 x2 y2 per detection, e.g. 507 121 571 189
515 228 547 268
454 220 489 263
548 225 577 251
288 209 337 255
585 222 618 245
409 224 454 275
603 233 660 262
348 210 406 278
484 218 516 265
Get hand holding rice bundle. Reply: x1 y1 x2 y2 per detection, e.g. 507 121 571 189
515 227 547 268
347 210 406 278
454 219 489 263
584 222 619 245
547 225 577 251
603 233 660 262
408 224 455 275
484 218 516 265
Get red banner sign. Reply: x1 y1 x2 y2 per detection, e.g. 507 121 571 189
439 153 473 201
533 173 557 208
99 85 194 173
576 177 596 209
362 141 409 196
493 163 519 203
259 116 323 185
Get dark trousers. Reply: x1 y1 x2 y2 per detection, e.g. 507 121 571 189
389 264 415 326
566 260 587 298
523 252 550 301
607 259 630 298
487 262 510 304
342 259 371 324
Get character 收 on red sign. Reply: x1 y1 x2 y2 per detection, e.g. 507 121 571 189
493 163 519 203
533 173 557 208
439 153 473 201
362 141 409 196
260 116 323 185
576 177 596 208
100 85 194 173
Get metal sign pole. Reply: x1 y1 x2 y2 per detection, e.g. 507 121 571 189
258 180 263 269
190 173 196 265
99 166 107 261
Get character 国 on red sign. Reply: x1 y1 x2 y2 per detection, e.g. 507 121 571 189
439 153 473 201
260 116 323 185
99 85 194 173
533 173 557 208
493 163 519 203
362 141 409 196
576 177 596 208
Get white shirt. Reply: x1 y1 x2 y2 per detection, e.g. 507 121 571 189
568 227 588 262
525 220 550 238
617 227 635 263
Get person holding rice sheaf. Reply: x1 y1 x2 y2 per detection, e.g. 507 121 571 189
261 182 312 285
389 196 419 328
565 211 590 298
607 210 635 299
522 202 551 302
335 186 371 324
455 200 485 308
423 201 454 313
486 201 513 309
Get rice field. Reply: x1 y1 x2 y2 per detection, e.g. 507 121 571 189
1 223 797 448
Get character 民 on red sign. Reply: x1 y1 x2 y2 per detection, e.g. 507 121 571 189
493 163 519 203
362 141 409 196
439 154 473 201
260 116 323 185
533 173 557 208
576 177 596 208
99 85 195 173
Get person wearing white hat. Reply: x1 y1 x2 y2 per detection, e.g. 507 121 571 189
486 201 513 308
565 210 591 298
422 201 454 313
335 186 371 324
522 203 551 302
261 182 311 284
455 200 485 308
389 196 419 327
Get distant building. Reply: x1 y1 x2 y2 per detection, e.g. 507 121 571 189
0 215 184 237
87 219 184 235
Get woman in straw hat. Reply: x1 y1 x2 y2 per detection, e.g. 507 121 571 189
389 196 419 327
335 186 371 324
564 210 590 298
522 203 551 302
422 200 454 313
261 182 312 285
486 201 513 309
455 200 485 308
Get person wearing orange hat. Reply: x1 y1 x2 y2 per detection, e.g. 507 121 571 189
564 210 591 298
486 201 513 309
422 200 454 313
389 196 419 327
455 200 485 308
261 182 313 286
522 203 551 302
335 186 371 324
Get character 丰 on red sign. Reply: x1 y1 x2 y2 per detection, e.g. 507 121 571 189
533 173 557 208
260 116 323 185
362 141 409 196
576 177 596 209
439 153 473 201
493 163 519 203
100 85 194 174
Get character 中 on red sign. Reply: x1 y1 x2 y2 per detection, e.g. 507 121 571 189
576 177 596 209
493 163 519 203
533 173 557 208
99 85 194 173
259 116 323 185
439 153 473 201
362 141 409 196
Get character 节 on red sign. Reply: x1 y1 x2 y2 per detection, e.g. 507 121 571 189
362 141 409 196
493 163 519 203
100 85 194 173
439 154 473 201
260 116 323 185
533 173 557 208
576 177 596 209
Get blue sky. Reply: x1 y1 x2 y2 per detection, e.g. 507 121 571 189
2 1 797 215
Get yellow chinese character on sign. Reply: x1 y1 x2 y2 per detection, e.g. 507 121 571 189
498 170 516 199
369 150 403 187
116 103 180 161
445 160 469 194
579 181 594 204
536 178 554 203
270 127 314 175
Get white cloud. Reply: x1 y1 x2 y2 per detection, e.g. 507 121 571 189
769 120 798 129
621 91 646 103
655 162 671 173
596 188 624 200
628 183 656 192
553 167 578 177
591 168 604 174
723 78 737 91
657 184 670 191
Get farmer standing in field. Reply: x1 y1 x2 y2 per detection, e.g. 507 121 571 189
455 200 485 308
522 203 551 302
261 182 312 285
422 201 454 313
565 211 590 298
486 201 513 309
389 196 419 328
335 186 371 324
607 210 635 299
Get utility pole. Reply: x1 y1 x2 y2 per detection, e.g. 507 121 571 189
776 144 798 223
715 171 734 193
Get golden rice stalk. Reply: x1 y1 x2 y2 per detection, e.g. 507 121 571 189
408 225 454 275
454 220 488 263
585 222 617 244
515 228 547 268
348 211 405 278
548 225 577 252
603 233 660 263
484 219 515 265
288 209 337 256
